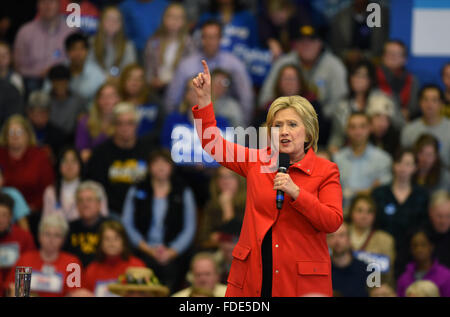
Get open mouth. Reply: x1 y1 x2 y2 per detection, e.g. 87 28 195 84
280 139 291 146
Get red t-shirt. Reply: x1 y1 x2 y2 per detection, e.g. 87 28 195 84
0 147 55 211
83 256 145 296
0 225 36 295
6 250 82 297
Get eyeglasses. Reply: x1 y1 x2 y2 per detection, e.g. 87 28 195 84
8 129 25 137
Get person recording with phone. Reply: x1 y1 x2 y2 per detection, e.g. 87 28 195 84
191 60 343 297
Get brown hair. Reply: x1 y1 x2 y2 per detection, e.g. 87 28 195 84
413 134 442 187
273 64 310 98
347 192 377 223
93 6 127 71
96 220 132 262
209 166 246 212
118 63 149 105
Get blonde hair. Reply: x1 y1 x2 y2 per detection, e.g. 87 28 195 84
0 114 37 147
152 3 189 73
113 102 139 123
38 213 69 237
87 81 119 138
429 190 450 210
266 96 319 152
406 280 440 297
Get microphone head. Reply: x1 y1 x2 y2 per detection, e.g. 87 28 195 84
278 152 290 170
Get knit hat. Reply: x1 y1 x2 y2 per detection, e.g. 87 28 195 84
366 94 395 119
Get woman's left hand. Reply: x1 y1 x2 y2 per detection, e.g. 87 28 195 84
273 172 300 200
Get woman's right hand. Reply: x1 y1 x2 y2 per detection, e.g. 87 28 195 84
192 60 212 109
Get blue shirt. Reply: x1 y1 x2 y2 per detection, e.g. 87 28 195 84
160 112 230 168
120 0 169 51
1 187 31 222
122 187 197 255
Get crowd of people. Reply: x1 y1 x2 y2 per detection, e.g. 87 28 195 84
0 0 449 297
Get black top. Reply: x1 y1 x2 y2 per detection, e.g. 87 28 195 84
64 216 108 267
85 138 153 215
332 257 370 297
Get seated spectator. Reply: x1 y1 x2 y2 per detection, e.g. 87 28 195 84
83 220 146 297
330 0 389 63
85 103 150 216
0 41 24 95
368 282 397 297
161 79 230 208
258 0 310 59
0 168 30 231
60 0 100 35
213 228 240 285
0 193 35 295
328 60 399 152
65 32 106 102
87 6 137 78
327 222 369 297
255 64 330 144
43 147 108 223
75 81 120 163
47 64 88 138
373 149 429 256
405 280 440 297
198 166 245 250
118 63 164 138
144 3 196 94
64 181 108 267
367 93 401 157
441 62 450 118
5 214 82 297
396 228 450 297
0 115 55 215
401 84 450 167
333 112 392 209
259 24 347 121
26 90 68 159
376 40 420 121
165 19 253 124
413 134 450 193
13 0 74 94
119 0 169 55
347 193 396 286
0 79 23 128
171 252 227 297
426 190 450 268
211 68 245 127
197 0 260 52
122 149 196 293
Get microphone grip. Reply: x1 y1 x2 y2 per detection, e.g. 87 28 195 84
276 167 287 210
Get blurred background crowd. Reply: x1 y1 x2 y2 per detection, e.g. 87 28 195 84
0 0 449 297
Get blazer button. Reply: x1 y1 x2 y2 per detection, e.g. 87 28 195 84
313 268 317 272
275 270 279 274
275 244 279 248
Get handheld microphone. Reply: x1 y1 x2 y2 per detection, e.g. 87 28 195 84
276 153 290 210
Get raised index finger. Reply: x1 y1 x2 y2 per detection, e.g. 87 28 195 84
201 59 210 76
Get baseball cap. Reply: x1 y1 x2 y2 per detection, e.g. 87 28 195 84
294 24 321 41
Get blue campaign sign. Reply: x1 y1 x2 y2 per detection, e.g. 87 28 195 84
353 250 391 273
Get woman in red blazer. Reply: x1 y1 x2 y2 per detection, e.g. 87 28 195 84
192 61 343 297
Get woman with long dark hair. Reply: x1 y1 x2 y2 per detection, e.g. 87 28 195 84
122 149 197 292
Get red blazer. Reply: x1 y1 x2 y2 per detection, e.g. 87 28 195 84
192 103 343 297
